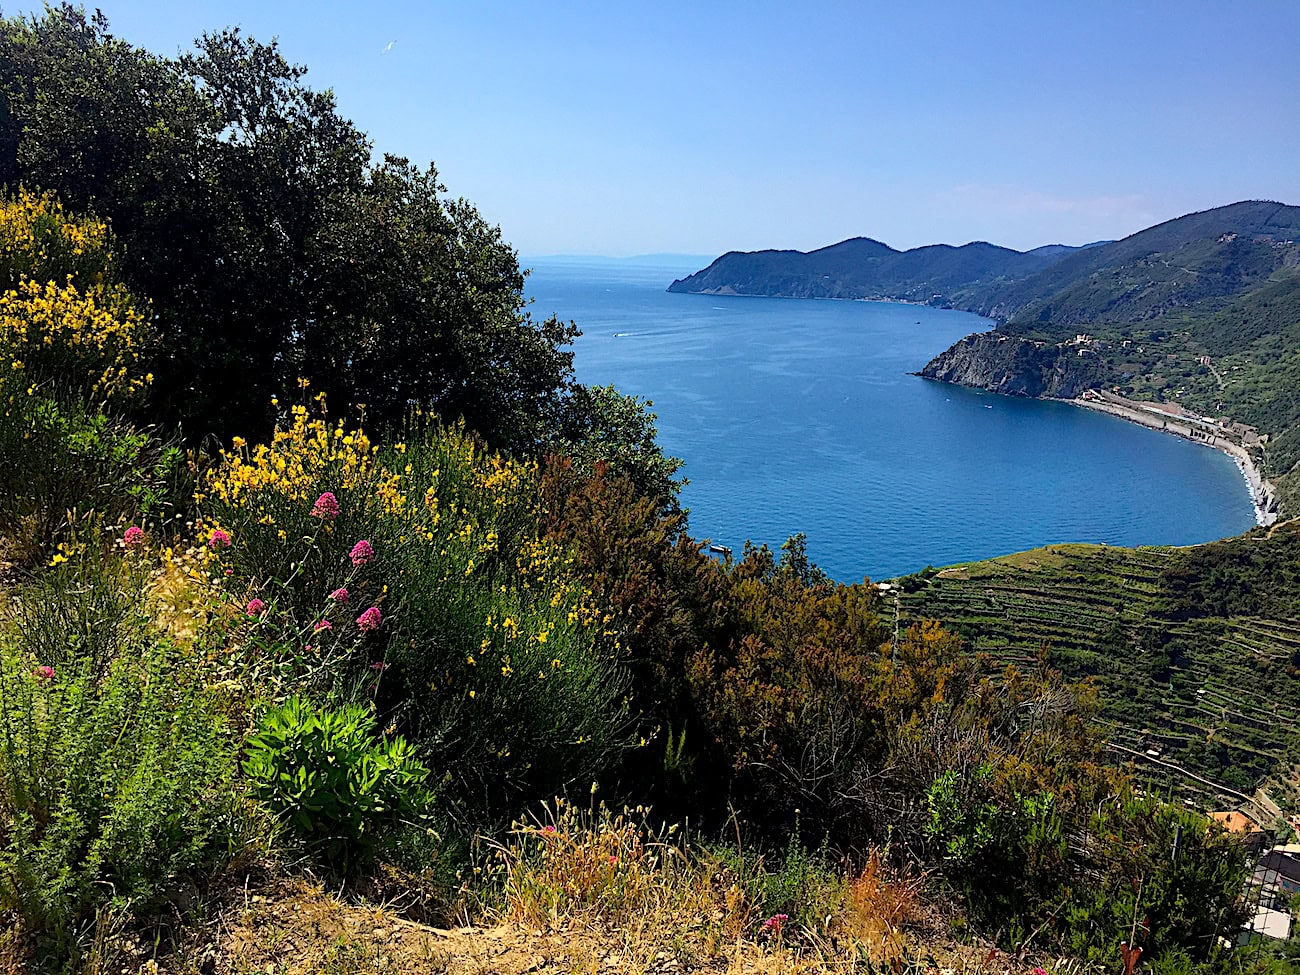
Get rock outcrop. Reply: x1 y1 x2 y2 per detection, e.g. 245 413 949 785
917 333 1105 399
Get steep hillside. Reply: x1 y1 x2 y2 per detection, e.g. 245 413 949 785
666 237 1084 302
980 200 1300 322
895 524 1300 811
919 202 1300 508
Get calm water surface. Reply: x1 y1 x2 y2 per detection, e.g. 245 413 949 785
525 258 1256 581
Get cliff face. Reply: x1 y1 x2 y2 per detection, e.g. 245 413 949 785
918 333 1105 399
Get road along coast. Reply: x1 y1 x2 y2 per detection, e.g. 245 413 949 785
1070 390 1280 526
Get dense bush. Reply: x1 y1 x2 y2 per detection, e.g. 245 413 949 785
243 696 430 870
202 402 633 813
0 544 235 945
0 190 180 560
1059 795 1249 967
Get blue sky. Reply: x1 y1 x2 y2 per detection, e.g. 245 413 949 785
16 1 1300 256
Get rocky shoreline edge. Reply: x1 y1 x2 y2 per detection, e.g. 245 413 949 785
1069 393 1280 527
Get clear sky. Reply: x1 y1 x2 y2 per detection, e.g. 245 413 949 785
15 1 1300 256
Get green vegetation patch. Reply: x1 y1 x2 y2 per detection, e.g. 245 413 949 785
898 526 1300 809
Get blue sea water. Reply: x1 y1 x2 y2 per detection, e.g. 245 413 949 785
524 257 1258 582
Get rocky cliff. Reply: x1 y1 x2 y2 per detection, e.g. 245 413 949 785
917 333 1106 399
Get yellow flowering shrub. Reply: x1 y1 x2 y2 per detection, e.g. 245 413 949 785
0 190 172 560
200 398 631 810
0 191 152 407
0 278 151 402
0 188 115 288
202 401 377 508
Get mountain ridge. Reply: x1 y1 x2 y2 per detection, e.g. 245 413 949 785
667 236 1091 303
673 201 1300 513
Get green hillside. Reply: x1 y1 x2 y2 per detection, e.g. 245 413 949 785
896 525 1300 810
917 203 1300 509
971 200 1300 319
666 236 1083 301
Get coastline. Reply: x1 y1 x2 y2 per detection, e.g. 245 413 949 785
1068 394 1280 527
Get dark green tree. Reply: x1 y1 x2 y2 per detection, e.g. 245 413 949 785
550 383 684 508
0 6 646 464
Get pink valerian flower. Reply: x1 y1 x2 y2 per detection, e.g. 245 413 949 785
542 825 556 834
356 606 382 632
329 587 350 603
314 619 333 633
761 913 788 934
1032 969 1048 975
122 526 145 548
246 598 266 615
33 665 55 681
369 661 388 671
349 539 374 566
310 491 340 520
209 528 232 549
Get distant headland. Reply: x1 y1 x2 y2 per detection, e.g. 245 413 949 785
671 201 1300 517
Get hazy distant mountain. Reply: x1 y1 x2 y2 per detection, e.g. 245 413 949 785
666 237 1098 305
529 253 717 269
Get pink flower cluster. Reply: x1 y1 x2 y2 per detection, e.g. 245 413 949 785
329 587 349 603
314 619 333 633
311 491 340 520
356 606 382 632
246 598 266 615
349 539 374 566
761 913 788 934
209 528 231 549
122 526 145 548
33 665 55 681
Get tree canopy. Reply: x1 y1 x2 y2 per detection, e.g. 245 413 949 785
0 5 658 479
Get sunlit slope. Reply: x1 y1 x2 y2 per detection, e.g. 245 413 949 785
895 525 1300 808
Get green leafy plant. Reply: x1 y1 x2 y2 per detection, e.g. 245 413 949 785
707 827 843 936
243 696 431 869
205 407 634 815
924 764 1001 863
0 630 235 946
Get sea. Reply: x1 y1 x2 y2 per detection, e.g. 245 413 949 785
524 256 1257 582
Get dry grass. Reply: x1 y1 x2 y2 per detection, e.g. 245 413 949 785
0 800 1069 975
474 799 936 974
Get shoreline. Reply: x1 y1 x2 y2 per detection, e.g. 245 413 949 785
1068 394 1280 527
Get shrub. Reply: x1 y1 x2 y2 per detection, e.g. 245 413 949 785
0 581 235 945
0 191 171 559
1057 795 1249 966
0 188 118 289
202 401 633 814
0 395 181 560
242 696 430 870
709 829 843 934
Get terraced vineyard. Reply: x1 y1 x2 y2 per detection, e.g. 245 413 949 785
895 524 1300 814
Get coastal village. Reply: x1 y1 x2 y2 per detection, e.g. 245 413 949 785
1210 801 1300 942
